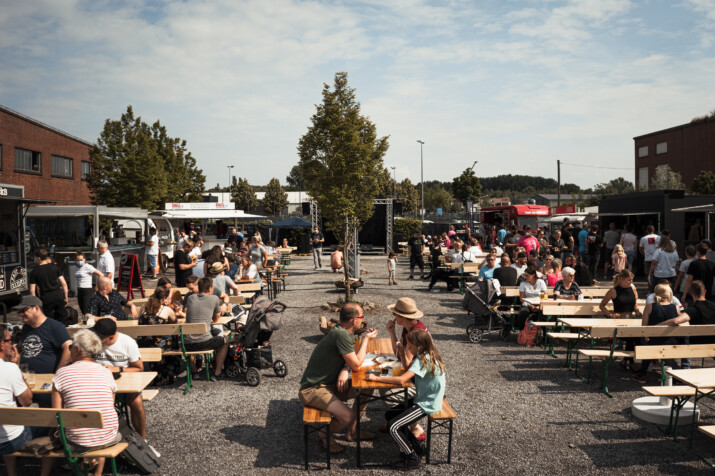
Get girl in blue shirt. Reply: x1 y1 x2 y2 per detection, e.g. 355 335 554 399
366 329 445 470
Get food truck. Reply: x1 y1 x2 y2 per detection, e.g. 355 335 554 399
0 184 30 310
479 204 551 230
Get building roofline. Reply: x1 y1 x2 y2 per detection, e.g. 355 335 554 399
633 118 714 141
0 104 94 148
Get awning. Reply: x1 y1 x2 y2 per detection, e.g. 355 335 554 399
152 210 265 220
546 215 586 223
26 205 148 219
671 203 715 213
597 211 660 217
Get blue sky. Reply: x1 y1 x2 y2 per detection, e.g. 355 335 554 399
1 0 714 190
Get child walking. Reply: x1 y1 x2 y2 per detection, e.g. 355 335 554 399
366 329 445 470
388 252 397 285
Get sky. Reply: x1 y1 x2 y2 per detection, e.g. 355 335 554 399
1 0 714 190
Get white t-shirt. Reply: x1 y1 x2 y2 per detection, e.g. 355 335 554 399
95 333 141 368
189 247 202 260
679 258 694 292
511 263 527 277
519 279 547 301
652 249 679 278
97 250 115 277
240 264 259 282
0 361 28 443
639 234 661 261
468 245 482 255
75 263 98 289
148 234 159 256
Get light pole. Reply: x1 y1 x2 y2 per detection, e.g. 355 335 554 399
391 166 396 200
417 140 425 224
227 165 234 199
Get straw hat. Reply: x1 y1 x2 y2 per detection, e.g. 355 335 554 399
387 297 423 320
209 261 226 275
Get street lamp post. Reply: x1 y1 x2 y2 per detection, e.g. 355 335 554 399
391 166 396 200
417 140 424 224
227 165 234 198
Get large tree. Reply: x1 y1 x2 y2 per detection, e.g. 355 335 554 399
232 178 258 212
691 170 715 195
298 72 389 300
87 105 205 210
263 178 289 216
285 165 304 190
424 185 453 212
451 168 482 208
397 178 419 214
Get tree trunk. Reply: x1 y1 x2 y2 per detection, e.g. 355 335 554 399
343 222 352 302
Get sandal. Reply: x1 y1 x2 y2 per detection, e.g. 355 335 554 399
319 430 343 454
346 431 377 442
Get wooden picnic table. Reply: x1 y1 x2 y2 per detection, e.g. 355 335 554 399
558 318 642 329
234 282 262 293
351 338 411 467
503 286 611 298
31 371 157 394
541 299 646 309
667 368 715 447
68 320 139 331
177 314 234 326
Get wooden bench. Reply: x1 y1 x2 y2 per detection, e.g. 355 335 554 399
503 286 611 298
0 407 128 476
579 325 715 397
303 406 332 470
635 344 715 385
142 389 160 402
427 398 456 464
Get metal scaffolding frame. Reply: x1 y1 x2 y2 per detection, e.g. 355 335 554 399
374 199 393 253
310 200 320 230
345 218 360 279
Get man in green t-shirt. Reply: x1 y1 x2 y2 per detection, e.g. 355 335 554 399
299 303 378 453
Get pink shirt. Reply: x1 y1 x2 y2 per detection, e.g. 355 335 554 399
547 272 562 287
612 253 627 273
620 233 637 251
517 235 540 255
53 361 118 447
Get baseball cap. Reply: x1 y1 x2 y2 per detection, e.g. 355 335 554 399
12 295 42 311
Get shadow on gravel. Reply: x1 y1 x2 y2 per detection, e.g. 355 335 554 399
578 440 704 471
219 398 305 469
300 334 324 345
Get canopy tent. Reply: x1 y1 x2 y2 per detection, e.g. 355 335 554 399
268 217 312 229
153 210 265 219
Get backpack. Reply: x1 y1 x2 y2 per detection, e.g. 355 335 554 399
118 420 161 474
517 318 538 347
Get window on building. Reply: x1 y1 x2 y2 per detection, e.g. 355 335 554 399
638 167 649 190
81 161 91 180
656 142 667 154
638 146 648 158
51 155 73 178
14 148 41 174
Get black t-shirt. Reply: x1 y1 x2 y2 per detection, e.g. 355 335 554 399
649 303 678 326
586 232 602 256
687 259 715 299
685 300 715 344
408 237 423 255
574 262 593 287
29 263 63 297
311 232 324 249
174 249 192 287
493 266 517 287
561 227 572 247
20 318 71 373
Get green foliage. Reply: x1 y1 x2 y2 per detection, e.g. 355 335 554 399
298 72 389 300
263 178 288 216
397 178 419 214
393 218 421 239
232 178 258 212
651 165 685 191
285 165 304 190
451 168 482 205
374 167 395 199
424 185 453 212
691 171 715 194
87 106 205 210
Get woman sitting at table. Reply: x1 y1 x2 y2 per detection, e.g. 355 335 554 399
50 330 120 476
518 267 547 330
139 287 179 324
547 258 562 287
553 267 582 300
248 236 268 270
238 255 261 283
203 245 229 276
600 269 642 370
366 329 445 470
137 287 181 386
632 284 688 383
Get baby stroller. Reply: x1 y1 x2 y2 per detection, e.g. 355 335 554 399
225 296 288 386
461 279 510 343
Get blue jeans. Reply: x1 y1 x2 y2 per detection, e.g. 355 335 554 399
625 249 636 267
0 426 32 455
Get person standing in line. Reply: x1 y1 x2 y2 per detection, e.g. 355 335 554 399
603 223 620 277
29 249 70 325
311 226 325 270
674 246 696 300
649 230 680 289
577 225 589 263
688 218 704 246
620 225 638 272
174 240 198 287
639 225 660 291
96 240 115 285
681 243 715 305
145 227 160 281
74 251 103 315
585 224 603 277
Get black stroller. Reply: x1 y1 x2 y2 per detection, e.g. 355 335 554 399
461 280 510 343
225 296 288 386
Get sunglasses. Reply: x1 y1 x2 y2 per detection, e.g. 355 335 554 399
354 315 364 320
2 338 12 343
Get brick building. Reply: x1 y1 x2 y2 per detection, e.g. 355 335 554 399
0 105 92 204
633 117 715 190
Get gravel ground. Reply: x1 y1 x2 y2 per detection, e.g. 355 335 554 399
10 255 715 475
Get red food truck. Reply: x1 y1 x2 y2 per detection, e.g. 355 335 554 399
479 204 551 230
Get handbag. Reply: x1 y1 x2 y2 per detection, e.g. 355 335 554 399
517 318 538 347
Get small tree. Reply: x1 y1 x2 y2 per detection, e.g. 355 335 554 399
424 186 453 212
298 72 389 301
232 178 258 212
451 168 482 209
263 178 289 217
285 165 304 190
397 178 420 214
691 170 715 195
651 165 685 191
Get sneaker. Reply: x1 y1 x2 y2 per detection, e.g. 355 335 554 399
430 289 440 294
391 453 421 470
408 275 414 280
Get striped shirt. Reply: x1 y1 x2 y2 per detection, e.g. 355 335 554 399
53 361 118 447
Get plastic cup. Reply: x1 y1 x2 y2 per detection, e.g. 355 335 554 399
26 371 35 388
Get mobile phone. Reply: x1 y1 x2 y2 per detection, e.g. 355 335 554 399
366 369 380 375
41 383 51 390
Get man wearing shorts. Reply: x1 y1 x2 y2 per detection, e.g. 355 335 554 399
184 277 230 381
299 303 378 453
407 231 425 280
